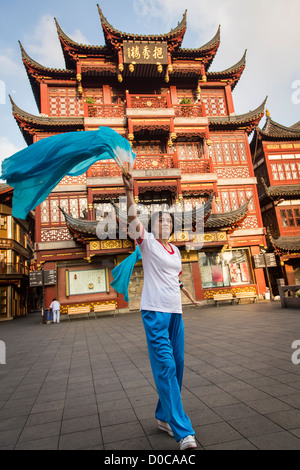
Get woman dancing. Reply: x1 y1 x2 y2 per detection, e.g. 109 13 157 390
123 169 202 450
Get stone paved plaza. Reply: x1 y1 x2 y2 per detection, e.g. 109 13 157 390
1 301 300 450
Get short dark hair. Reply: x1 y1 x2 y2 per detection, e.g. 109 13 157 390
147 211 175 237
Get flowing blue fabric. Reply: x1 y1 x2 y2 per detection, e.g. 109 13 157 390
1 127 135 219
110 246 142 302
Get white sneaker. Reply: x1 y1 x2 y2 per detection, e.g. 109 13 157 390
157 420 174 437
179 435 197 450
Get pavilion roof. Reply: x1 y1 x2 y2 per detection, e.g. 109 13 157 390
9 96 84 145
19 41 76 111
257 116 300 140
54 8 222 72
209 97 267 133
54 18 109 69
206 50 247 89
60 195 251 242
205 198 251 230
268 232 300 254
97 4 187 51
260 178 300 201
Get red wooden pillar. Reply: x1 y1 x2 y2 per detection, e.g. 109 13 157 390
170 86 177 104
40 82 49 115
103 85 111 104
191 261 204 300
225 84 235 115
250 245 267 296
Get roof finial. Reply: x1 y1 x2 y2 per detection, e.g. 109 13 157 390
266 109 270 118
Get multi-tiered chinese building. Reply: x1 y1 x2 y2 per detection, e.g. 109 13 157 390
252 114 300 287
11 5 268 313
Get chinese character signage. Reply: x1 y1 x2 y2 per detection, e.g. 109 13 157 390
123 41 168 64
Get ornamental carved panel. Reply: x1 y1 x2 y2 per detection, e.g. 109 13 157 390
41 228 73 242
215 167 250 178
87 104 125 118
59 174 87 185
130 95 168 109
239 216 259 229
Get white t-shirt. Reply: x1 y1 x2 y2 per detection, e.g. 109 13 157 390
137 227 183 314
50 300 60 311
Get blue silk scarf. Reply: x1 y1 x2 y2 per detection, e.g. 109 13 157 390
1 126 135 219
110 246 142 302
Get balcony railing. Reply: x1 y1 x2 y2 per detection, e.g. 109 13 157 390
83 94 205 118
135 155 174 170
89 155 213 177
0 263 29 276
90 155 174 177
86 103 125 118
178 159 213 174
174 104 203 118
128 94 170 109
90 161 122 177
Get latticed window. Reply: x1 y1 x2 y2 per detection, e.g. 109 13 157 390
49 87 84 116
201 89 227 116
271 161 300 181
176 89 196 103
133 141 162 155
41 196 87 226
176 143 202 160
216 188 254 213
209 135 248 165
280 207 300 227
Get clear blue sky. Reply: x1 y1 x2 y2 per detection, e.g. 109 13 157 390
0 0 299 162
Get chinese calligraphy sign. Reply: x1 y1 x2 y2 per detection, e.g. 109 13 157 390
123 41 168 64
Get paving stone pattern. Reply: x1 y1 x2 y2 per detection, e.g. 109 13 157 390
0 301 300 450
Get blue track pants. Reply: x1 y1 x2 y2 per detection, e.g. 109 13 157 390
141 310 195 442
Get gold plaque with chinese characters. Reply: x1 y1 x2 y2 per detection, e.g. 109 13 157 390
123 41 168 64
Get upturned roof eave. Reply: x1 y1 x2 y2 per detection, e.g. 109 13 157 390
206 49 246 89
97 4 187 48
209 96 267 131
257 116 300 140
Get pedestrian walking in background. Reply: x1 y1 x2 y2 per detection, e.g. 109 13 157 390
50 298 61 324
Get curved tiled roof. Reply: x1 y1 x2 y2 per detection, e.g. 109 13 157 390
269 232 300 253
19 41 75 75
258 117 300 140
97 4 187 45
9 96 84 145
260 178 300 201
209 97 267 131
206 50 246 89
205 198 251 230
60 195 251 241
175 25 221 57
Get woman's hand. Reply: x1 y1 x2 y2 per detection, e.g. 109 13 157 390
193 300 204 307
122 170 134 190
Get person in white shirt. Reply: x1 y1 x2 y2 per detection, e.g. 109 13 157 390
123 169 201 451
49 298 60 324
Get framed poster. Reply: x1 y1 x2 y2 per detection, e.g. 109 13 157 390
68 269 107 296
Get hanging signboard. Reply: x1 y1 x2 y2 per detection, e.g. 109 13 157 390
29 271 43 287
253 253 277 269
264 253 277 268
123 41 168 64
44 270 57 286
253 254 265 269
